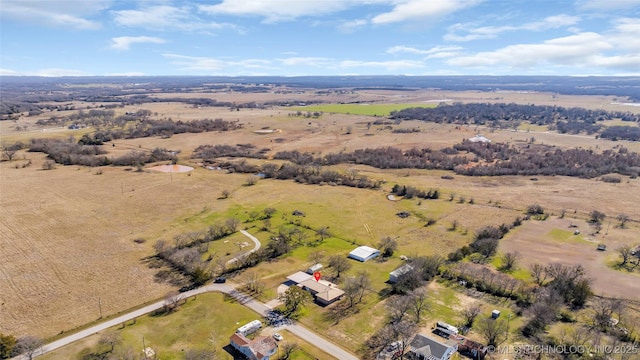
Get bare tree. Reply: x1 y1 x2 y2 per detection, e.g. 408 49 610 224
462 303 482 327
501 251 520 271
307 250 325 265
164 291 183 313
328 255 351 279
616 214 629 228
618 245 632 266
589 210 606 224
99 330 121 353
3 147 17 162
409 288 428 323
477 318 508 347
220 189 230 199
225 217 240 233
13 336 43 360
280 342 299 360
245 175 259 186
42 160 56 170
391 320 417 356
343 272 372 308
242 271 265 295
387 295 413 323
379 236 398 257
263 207 277 219
316 226 330 241
530 263 548 285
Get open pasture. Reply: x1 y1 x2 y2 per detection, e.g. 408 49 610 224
2 88 640 341
291 102 436 116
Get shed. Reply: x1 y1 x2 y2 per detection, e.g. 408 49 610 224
491 310 501 319
348 246 381 262
389 264 414 283
306 263 323 275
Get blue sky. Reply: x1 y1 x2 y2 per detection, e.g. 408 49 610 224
1 0 639 77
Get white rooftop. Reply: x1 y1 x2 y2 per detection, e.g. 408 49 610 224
286 271 313 284
349 246 380 261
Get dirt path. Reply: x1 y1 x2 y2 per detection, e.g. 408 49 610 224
226 229 262 265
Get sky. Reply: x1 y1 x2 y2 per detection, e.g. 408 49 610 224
1 0 639 77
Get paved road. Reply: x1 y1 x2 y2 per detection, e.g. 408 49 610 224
226 229 262 265
12 282 357 360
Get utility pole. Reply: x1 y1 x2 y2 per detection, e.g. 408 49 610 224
506 313 512 339
98 297 103 319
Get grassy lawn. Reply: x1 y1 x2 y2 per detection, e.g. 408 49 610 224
547 228 585 243
291 103 436 117
40 293 261 360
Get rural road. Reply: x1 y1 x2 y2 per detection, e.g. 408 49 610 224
12 281 357 360
226 229 262 265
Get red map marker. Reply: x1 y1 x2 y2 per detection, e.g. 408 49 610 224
313 271 321 282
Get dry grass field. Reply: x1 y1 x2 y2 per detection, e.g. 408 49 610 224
1 88 639 342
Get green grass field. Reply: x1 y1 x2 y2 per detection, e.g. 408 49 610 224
291 103 436 116
40 293 260 360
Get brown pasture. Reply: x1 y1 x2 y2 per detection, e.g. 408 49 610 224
1 89 639 339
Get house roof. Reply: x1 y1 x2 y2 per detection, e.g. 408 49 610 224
390 264 414 277
409 334 456 360
349 246 380 260
287 271 313 284
230 333 277 360
298 279 344 301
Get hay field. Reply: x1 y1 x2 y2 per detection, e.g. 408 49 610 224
2 89 639 340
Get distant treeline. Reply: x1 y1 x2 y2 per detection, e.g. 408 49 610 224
390 103 639 138
271 141 640 178
28 138 176 167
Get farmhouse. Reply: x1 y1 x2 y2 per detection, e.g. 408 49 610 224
348 246 381 262
286 271 345 305
389 264 414 283
229 333 277 360
406 333 458 360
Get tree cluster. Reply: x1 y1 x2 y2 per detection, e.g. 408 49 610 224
28 138 177 167
390 184 439 200
389 102 638 135
217 159 382 189
153 219 240 287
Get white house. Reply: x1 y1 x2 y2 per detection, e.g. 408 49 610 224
230 333 277 360
348 246 381 262
407 333 458 360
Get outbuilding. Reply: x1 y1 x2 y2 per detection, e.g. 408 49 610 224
348 246 381 262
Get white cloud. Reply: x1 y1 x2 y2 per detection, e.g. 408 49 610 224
446 14 581 41
0 0 108 29
387 45 463 56
447 30 640 73
576 0 640 10
199 0 357 23
163 54 274 72
371 0 482 25
105 72 147 76
0 68 19 76
279 57 332 67
110 36 166 50
31 68 93 77
337 59 425 71
112 5 237 32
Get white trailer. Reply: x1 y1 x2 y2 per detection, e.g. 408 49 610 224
236 320 262 336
